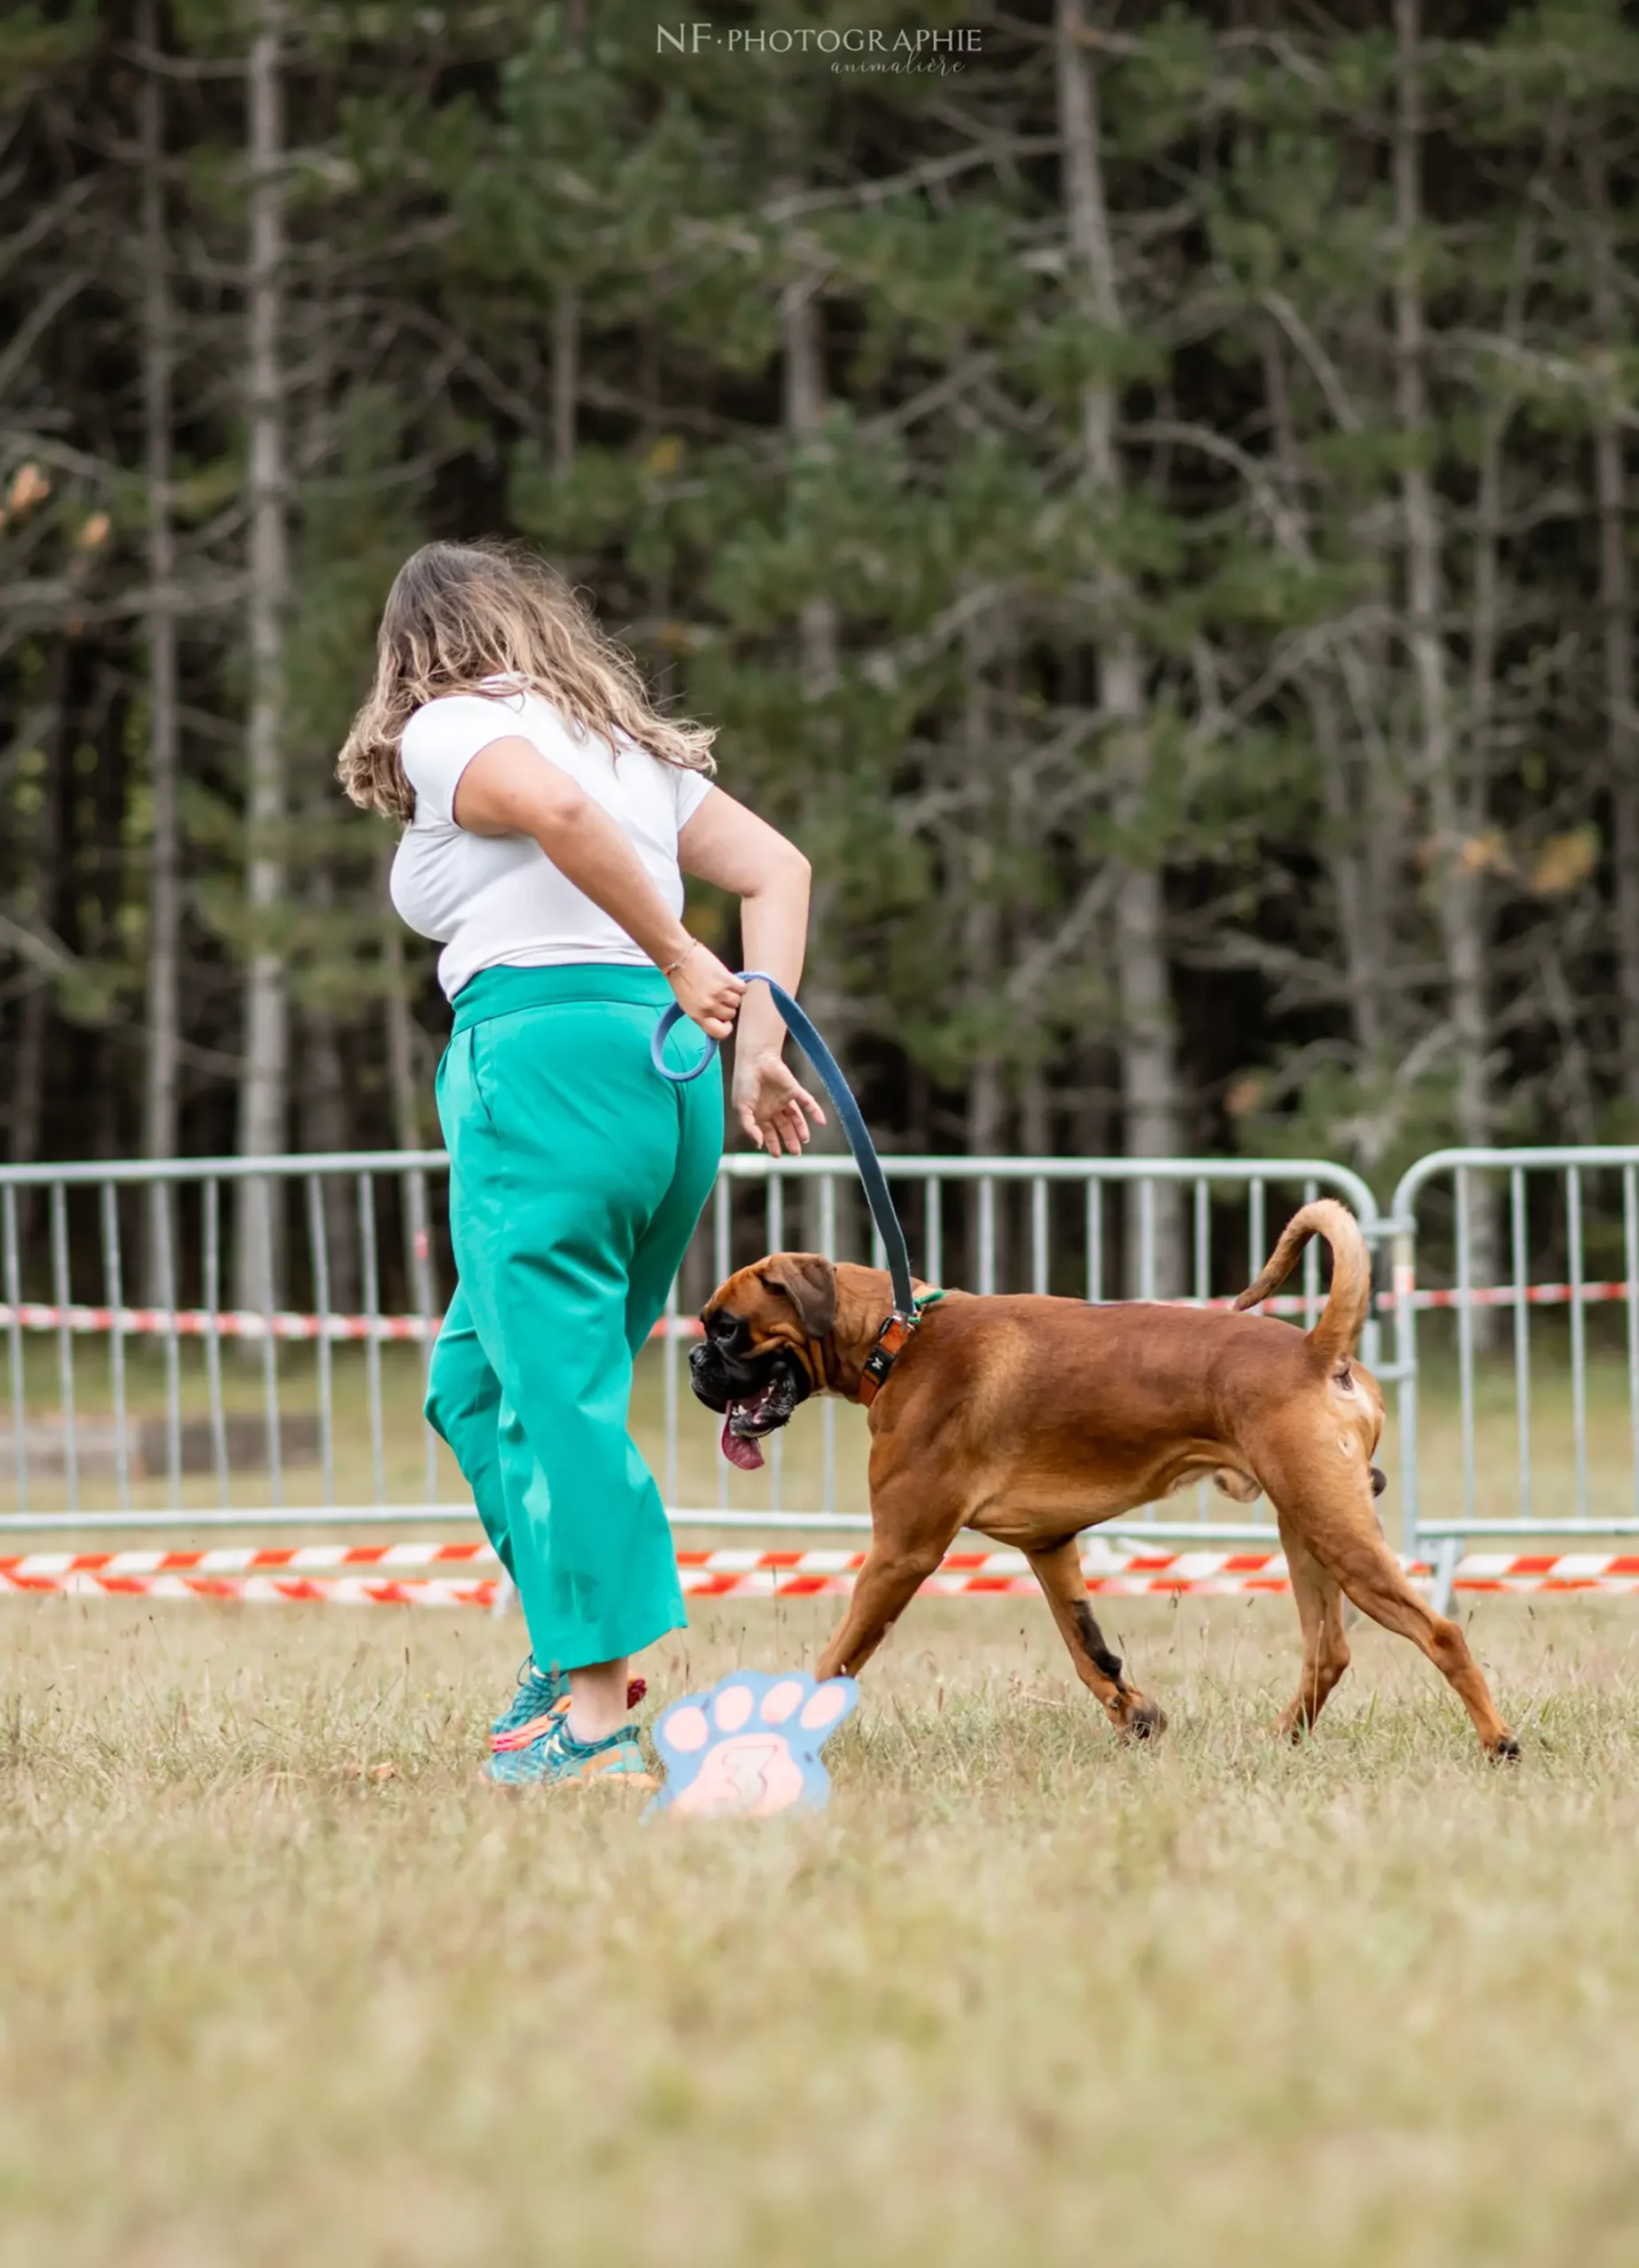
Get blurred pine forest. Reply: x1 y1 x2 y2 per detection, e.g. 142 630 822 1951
4 0 1636 1251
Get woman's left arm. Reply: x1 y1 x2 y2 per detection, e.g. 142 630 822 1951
678 789 826 1157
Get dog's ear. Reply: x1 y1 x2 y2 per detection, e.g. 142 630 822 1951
759 1254 837 1340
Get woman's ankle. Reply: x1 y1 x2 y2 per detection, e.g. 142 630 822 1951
566 1710 628 1746
566 1658 632 1744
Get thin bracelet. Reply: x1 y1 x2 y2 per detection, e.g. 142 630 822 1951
663 937 700 979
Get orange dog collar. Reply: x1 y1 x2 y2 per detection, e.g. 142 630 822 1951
858 1289 944 1409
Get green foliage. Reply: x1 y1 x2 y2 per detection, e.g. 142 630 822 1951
4 0 1637 1176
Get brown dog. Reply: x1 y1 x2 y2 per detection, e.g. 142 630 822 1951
689 1199 1519 1759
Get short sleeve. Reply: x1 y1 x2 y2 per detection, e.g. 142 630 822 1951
400 691 529 824
671 765 715 830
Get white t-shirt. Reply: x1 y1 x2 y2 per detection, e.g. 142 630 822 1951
389 683 714 1000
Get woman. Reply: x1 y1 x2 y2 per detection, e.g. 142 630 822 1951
339 540 820 1788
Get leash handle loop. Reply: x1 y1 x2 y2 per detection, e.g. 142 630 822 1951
651 973 916 1316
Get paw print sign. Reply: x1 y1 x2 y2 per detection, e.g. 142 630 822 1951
647 1670 858 1821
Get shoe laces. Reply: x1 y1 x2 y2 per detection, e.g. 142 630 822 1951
515 1657 562 1708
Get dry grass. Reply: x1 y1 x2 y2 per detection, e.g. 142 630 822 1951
6 1317 1639 2260
4 1592 1639 2267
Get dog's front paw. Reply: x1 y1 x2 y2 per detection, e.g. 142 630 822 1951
1121 1698 1167 1742
648 1669 858 1820
1489 1731 1522 1764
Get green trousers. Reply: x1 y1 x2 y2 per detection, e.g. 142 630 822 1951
426 965 722 1673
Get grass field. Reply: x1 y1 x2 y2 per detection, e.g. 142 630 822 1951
5 1310 1639 2259
4 1592 1639 2267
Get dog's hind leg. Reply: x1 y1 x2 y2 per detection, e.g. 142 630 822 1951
1265 1451 1518 1760
1028 1537 1165 1740
1336 1536 1518 1759
1274 1521 1350 1742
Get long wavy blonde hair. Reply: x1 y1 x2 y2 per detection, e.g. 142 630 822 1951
338 539 716 823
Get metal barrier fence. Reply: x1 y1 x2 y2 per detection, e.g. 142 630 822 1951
0 1149 1379 1545
1390 1146 1639 1565
13 1141 1639 1583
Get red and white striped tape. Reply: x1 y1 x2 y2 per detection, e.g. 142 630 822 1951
0 1539 496 1579
0 1566 1246 1604
0 1301 706 1345
1402 1280 1634 1311
0 1568 503 1608
5 1542 1639 1605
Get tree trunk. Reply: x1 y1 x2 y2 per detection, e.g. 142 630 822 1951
8 727 64 1178
1394 0 1496 1295
781 253 851 1256
1450 241 1522 1327
552 285 579 480
1584 143 1639 1107
89 673 126 1161
1056 0 1183 1294
382 874 424 1157
234 1 291 1315
1019 1068 1051 1159
961 623 1007 1285
1262 323 1386 1064
964 1034 1005 1192
298 1002 361 1314
783 271 838 700
7 614 75 1237
1461 203 1534 1217
381 855 430 1304
551 8 583 481
299 869 361 1313
138 0 183 1300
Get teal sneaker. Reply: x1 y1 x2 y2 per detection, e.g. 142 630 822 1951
490 1657 569 1754
490 1659 649 1754
485 1713 657 1790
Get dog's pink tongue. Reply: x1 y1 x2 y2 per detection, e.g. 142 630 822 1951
720 1415 765 1472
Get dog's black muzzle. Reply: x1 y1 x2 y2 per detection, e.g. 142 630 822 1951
690 1310 811 1439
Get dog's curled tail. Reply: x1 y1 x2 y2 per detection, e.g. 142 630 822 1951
1232 1198 1371 1365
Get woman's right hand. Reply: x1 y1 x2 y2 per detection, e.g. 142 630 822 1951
669 941 744 1041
